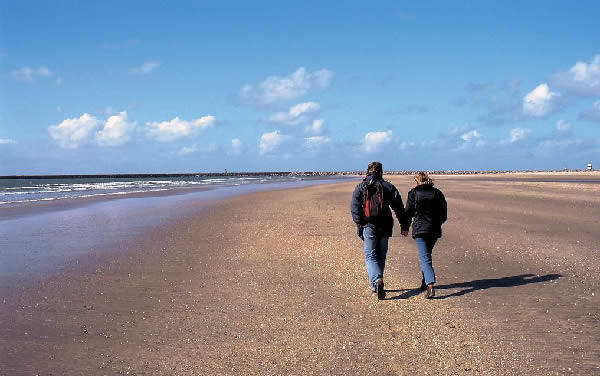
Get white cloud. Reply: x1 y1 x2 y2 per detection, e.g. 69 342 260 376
288 102 319 117
456 129 485 150
461 129 482 142
11 66 53 81
399 141 416 150
0 138 16 144
95 111 136 146
268 102 320 126
305 135 330 149
177 144 197 155
259 130 290 154
552 55 600 96
580 100 600 122
48 113 99 149
146 115 215 142
556 119 572 132
177 143 217 155
522 83 560 118
49 113 215 148
231 138 242 155
363 130 392 153
509 128 531 143
239 67 333 106
308 119 324 134
130 61 161 75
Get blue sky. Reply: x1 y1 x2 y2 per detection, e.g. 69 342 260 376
1 1 599 174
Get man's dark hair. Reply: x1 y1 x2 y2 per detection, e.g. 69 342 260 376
367 161 383 177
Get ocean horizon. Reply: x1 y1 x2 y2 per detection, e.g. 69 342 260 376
3 169 599 207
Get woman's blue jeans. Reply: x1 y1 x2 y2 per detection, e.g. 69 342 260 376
363 226 389 290
415 236 438 285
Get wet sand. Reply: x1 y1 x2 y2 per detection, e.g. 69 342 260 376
1 173 599 375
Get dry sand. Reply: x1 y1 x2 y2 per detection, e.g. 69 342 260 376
1 174 599 375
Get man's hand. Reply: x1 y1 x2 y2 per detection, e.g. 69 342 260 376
357 226 364 240
400 230 409 237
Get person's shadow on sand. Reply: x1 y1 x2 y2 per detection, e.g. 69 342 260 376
386 273 561 300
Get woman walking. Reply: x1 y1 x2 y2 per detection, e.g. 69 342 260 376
402 172 447 299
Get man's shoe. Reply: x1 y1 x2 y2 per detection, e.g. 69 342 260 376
424 283 435 299
375 279 385 300
419 277 427 291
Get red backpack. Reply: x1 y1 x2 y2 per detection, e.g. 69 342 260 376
364 179 383 219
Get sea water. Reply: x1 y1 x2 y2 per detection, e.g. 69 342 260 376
0 174 333 205
0 175 355 286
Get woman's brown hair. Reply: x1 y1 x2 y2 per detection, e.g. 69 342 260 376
414 171 434 186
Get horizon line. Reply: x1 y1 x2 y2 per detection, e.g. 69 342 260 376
0 168 594 179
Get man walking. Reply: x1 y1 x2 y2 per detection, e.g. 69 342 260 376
351 162 407 300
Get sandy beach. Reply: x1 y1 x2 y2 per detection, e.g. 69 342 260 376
1 173 599 375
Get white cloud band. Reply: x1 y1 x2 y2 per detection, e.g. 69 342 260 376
268 102 320 126
240 67 333 106
48 112 215 148
11 66 53 81
146 115 216 142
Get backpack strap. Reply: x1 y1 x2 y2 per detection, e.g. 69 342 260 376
364 183 371 218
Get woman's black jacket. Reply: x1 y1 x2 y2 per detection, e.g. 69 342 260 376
402 184 447 239
351 177 405 237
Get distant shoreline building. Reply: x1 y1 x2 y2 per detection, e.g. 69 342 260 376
588 162 593 171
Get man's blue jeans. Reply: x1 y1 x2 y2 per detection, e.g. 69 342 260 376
415 236 438 285
363 226 389 290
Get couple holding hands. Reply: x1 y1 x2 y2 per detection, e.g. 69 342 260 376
351 162 447 300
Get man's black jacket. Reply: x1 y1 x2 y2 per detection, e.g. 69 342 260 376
351 177 405 237
402 184 447 239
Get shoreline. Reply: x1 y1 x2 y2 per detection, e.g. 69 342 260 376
1 174 598 375
0 178 358 288
3 171 597 219
0 176 357 221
